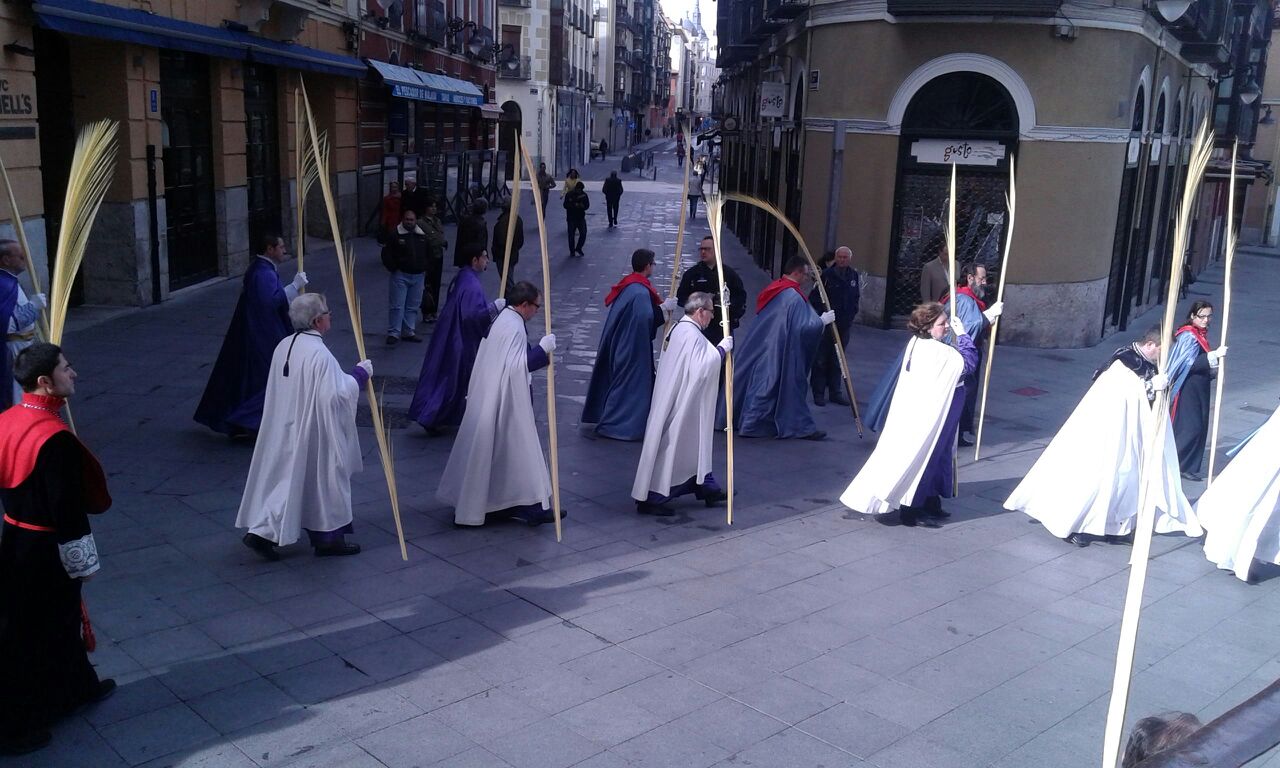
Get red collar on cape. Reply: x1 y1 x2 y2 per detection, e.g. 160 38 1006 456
604 273 661 307
0 393 111 512
756 277 805 313
1175 323 1210 352
940 285 987 312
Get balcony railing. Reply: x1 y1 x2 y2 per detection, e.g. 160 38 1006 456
615 45 631 67
408 0 447 46
497 54 531 79
630 49 645 66
616 9 633 28
887 0 1061 14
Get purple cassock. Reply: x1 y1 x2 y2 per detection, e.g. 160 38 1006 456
408 267 494 430
0 271 20 409
911 332 979 505
193 258 292 435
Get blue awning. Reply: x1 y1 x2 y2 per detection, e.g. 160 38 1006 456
366 59 484 107
32 0 366 78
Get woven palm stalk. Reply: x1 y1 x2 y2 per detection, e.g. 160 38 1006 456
293 85 321 287
49 120 117 345
1206 141 1238 485
298 79 408 561
705 194 735 525
721 191 863 435
662 139 695 347
1101 120 1214 768
516 137 562 541
973 155 1017 461
0 153 49 339
497 143 522 300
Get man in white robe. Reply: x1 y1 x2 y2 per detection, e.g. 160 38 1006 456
632 293 733 516
236 294 369 559
438 281 558 527
1004 327 1202 547
1198 401 1280 582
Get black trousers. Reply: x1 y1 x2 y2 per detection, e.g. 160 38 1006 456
810 325 850 397
567 218 587 253
419 257 443 317
605 198 620 225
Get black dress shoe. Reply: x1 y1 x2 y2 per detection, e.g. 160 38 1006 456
92 678 118 703
1065 533 1091 547
1180 471 1203 482
524 508 568 526
386 335 400 346
697 488 727 507
242 533 280 561
0 729 51 756
800 430 827 441
1105 533 1134 546
828 392 851 407
921 506 951 520
813 393 827 407
401 334 423 343
898 507 918 527
958 435 974 447
636 501 674 517
314 541 361 557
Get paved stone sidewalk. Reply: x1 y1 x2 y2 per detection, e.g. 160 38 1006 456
16 142 1280 767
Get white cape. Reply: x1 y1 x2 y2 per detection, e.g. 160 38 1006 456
840 336 962 515
438 308 550 525
235 332 362 545
632 318 721 499
1004 362 1200 539
1199 404 1280 580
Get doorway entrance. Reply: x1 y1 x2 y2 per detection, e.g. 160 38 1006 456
244 63 282 255
161 50 218 290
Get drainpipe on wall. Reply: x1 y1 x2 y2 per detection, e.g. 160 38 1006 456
824 120 845 253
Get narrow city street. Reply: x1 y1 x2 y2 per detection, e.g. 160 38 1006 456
23 141 1280 768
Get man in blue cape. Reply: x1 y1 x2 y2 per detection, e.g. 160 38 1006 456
0 241 47 410
732 255 834 440
194 234 305 436
581 249 676 440
408 248 503 434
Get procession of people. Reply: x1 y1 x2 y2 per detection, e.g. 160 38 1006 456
3 140 1277 759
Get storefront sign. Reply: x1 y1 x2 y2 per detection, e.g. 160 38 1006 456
390 83 482 106
910 138 1005 166
759 82 786 118
0 78 33 117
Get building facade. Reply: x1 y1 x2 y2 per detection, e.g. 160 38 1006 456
715 0 1267 348
0 0 501 309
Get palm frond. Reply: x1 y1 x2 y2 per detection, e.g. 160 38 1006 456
50 120 118 344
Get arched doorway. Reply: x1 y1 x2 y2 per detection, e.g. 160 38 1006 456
499 101 521 176
885 71 1019 322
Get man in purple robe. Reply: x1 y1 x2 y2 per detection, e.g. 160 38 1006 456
408 248 503 434
194 234 306 436
0 240 47 410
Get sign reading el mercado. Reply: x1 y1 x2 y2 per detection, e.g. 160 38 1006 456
759 82 786 118
910 139 1006 166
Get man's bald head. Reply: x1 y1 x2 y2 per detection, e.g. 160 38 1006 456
0 240 25 273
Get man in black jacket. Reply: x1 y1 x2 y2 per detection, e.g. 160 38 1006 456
564 183 590 257
602 172 623 227
382 209 428 345
418 197 448 322
808 246 860 406
676 235 746 345
400 177 431 218
492 200 524 294
453 201 489 269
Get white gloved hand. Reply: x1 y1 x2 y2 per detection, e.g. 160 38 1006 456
717 335 734 353
539 333 557 354
493 297 507 312
29 293 47 310
1150 372 1169 391
1207 345 1229 364
292 272 309 291
356 359 373 377
820 310 836 326
661 297 679 313
949 315 967 337
982 300 1004 322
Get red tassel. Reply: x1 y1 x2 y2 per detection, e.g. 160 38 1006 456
81 599 96 653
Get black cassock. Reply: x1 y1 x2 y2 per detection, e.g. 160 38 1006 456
0 431 104 742
1172 349 1212 474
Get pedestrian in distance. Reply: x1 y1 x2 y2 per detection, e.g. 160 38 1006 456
632 293 733 516
418 196 447 322
603 171 624 228
809 246 860 407
562 167 582 196
378 180 401 241
452 200 489 269
194 233 305 436
237 294 369 560
564 179 590 258
492 199 524 294
0 240 47 409
381 209 428 345
687 168 705 219
537 162 555 215
0 343 115 756
400 176 431 218
840 302 978 527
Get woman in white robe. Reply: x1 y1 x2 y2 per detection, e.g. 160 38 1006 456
235 294 369 559
1199 402 1280 581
